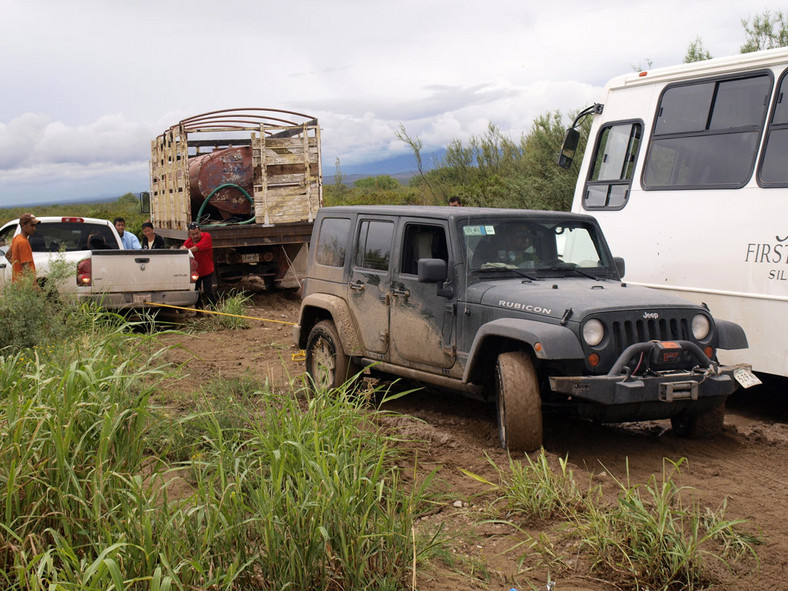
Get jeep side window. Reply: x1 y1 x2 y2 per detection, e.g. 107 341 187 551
401 224 448 275
355 220 394 271
316 217 351 267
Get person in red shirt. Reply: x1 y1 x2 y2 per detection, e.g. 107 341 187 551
7 212 40 283
181 221 216 308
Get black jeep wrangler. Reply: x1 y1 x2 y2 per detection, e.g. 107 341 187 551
294 206 751 451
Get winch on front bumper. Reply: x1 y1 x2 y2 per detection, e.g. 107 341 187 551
548 340 743 406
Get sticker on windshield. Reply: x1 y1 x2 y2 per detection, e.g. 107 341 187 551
464 225 496 236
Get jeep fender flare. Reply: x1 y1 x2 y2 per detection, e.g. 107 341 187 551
298 293 363 357
463 318 585 383
715 319 748 350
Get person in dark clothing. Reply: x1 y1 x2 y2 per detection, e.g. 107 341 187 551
141 222 165 249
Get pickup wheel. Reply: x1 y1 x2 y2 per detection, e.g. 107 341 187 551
671 403 725 438
305 320 360 391
495 351 543 452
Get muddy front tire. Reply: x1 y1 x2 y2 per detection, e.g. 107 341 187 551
305 320 360 391
496 351 543 452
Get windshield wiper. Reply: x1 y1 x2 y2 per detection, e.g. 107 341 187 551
539 263 606 281
475 263 540 281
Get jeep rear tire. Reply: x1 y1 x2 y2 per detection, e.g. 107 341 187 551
305 320 360 391
496 351 543 452
671 403 725 439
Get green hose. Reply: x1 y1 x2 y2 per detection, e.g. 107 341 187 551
195 183 256 227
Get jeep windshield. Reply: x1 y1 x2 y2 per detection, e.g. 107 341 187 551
461 218 615 278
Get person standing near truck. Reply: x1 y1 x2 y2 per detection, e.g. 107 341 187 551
182 221 216 308
141 222 165 249
6 213 40 283
114 217 141 249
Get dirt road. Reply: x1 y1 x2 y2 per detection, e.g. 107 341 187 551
165 292 788 591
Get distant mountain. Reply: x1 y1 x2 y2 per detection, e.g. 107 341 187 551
325 149 444 187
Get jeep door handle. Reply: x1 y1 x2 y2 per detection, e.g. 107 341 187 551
349 280 365 292
391 288 410 298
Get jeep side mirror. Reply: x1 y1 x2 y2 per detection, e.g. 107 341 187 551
557 128 580 169
140 191 151 214
418 258 447 283
614 256 626 279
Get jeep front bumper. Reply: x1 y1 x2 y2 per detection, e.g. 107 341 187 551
548 340 743 406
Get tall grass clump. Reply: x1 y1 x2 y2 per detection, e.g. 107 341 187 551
174 379 435 590
0 255 89 351
576 458 759 590
0 323 175 589
480 453 759 591
1 320 436 590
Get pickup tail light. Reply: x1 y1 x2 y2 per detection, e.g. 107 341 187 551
77 258 92 286
190 258 199 283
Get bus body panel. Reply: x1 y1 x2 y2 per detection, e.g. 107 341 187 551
572 47 788 378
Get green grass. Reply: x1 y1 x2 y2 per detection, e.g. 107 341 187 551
475 452 761 591
0 308 437 590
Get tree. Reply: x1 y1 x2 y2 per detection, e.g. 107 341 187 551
684 36 712 63
741 10 788 53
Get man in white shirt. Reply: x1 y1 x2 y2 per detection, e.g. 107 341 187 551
114 217 141 249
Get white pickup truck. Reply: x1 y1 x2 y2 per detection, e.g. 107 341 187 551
0 216 199 310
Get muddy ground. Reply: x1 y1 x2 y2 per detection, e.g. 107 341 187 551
162 291 788 591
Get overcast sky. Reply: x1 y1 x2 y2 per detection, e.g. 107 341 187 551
0 0 783 206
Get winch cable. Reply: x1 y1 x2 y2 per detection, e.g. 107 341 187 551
144 302 304 360
144 302 296 326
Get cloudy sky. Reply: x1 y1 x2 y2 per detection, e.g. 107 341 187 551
0 0 783 206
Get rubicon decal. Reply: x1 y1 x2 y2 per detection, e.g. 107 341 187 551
498 300 552 315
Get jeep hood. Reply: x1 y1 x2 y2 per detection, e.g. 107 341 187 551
465 279 704 321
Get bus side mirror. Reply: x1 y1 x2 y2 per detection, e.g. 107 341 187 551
558 128 580 169
140 192 151 214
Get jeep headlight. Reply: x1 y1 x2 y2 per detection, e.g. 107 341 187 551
582 319 605 347
692 314 710 340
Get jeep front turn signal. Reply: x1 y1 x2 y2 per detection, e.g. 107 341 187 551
588 353 600 367
704 346 714 359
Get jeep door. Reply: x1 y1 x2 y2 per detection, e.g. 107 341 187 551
348 218 395 356
389 221 456 370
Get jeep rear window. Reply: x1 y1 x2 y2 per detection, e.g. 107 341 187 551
316 217 351 267
355 220 394 271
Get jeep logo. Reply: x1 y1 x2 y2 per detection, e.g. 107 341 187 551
642 312 659 319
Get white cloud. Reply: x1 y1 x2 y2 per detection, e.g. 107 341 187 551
0 0 785 204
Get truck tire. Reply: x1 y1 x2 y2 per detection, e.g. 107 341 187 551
495 351 543 452
670 403 725 439
305 320 360 391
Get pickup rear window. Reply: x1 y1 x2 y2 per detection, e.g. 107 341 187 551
29 222 117 252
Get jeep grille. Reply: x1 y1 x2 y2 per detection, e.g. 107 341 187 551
611 317 691 354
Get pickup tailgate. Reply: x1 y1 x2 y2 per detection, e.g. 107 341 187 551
90 250 193 292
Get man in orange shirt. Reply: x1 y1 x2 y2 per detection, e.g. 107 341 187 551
7 213 40 282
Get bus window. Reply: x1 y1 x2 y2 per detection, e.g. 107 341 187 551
758 70 788 186
643 73 772 189
582 121 641 210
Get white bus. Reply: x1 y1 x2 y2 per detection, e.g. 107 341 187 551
561 47 788 379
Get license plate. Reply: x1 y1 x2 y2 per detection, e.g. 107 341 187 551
133 293 152 303
733 367 762 389
241 253 260 263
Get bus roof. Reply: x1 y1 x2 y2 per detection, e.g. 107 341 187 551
606 46 788 91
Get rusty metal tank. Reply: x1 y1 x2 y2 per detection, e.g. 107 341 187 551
189 146 253 219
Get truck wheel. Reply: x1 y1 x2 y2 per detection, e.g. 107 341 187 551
305 320 360 391
495 351 543 452
671 403 725 439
